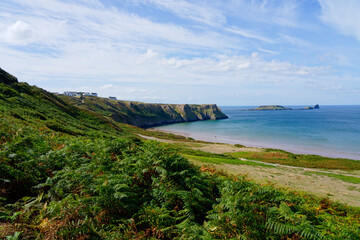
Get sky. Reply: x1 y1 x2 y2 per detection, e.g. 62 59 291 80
0 0 360 105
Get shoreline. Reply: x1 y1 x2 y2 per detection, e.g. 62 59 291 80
149 127 360 160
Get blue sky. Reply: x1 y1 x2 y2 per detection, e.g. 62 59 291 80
0 0 360 105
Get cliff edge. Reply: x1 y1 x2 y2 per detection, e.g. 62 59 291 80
61 96 228 128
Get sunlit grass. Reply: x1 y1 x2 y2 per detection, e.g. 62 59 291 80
231 150 360 170
304 171 360 184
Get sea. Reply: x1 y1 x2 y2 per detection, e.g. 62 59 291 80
153 105 360 160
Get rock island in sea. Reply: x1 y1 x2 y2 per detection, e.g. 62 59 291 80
249 105 292 111
249 104 320 111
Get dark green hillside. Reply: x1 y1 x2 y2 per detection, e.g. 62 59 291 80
60 95 228 128
0 69 137 138
0 68 18 85
1 69 360 239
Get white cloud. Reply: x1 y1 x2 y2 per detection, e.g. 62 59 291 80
1 0 237 52
137 49 160 63
2 21 33 45
319 0 360 42
279 34 310 47
100 84 114 90
227 27 275 43
0 0 354 105
226 0 301 27
133 0 226 26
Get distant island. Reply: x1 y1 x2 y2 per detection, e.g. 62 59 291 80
249 104 320 111
249 105 292 111
301 104 320 110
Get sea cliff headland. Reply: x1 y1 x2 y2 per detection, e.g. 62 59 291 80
61 95 228 128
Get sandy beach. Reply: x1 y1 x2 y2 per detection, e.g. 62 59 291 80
149 127 360 160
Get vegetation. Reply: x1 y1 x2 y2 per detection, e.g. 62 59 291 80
1 68 360 239
304 172 360 184
59 95 227 128
183 154 274 168
231 149 360 170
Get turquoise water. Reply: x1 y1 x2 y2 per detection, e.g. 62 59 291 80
153 105 360 160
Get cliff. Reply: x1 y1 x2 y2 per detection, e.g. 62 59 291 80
61 96 228 128
0 67 227 130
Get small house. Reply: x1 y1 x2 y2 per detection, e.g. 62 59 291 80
63 91 79 97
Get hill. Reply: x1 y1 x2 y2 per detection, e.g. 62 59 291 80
60 95 228 128
1 68 359 239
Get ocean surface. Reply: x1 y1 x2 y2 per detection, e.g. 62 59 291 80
153 105 360 160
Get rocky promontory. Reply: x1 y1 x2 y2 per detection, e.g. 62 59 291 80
62 96 228 128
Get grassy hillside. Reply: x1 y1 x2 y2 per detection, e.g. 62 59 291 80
1 69 360 239
59 95 228 128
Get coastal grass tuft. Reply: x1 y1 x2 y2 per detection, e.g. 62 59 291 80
183 154 274 168
231 149 360 170
304 171 360 184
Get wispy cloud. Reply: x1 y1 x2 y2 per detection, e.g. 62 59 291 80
133 0 226 26
226 0 301 27
318 0 360 42
0 0 235 52
227 27 275 43
279 34 310 47
0 0 358 104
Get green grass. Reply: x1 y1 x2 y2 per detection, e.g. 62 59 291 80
231 149 360 170
305 171 360 184
183 154 274 168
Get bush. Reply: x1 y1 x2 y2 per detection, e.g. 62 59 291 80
0 84 18 97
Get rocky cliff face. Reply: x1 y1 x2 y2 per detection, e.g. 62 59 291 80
107 102 228 128
64 96 228 128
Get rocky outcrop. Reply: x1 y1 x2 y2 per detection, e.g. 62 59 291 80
301 104 320 110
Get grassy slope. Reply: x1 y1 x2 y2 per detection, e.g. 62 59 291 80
231 149 360 170
1 69 360 239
